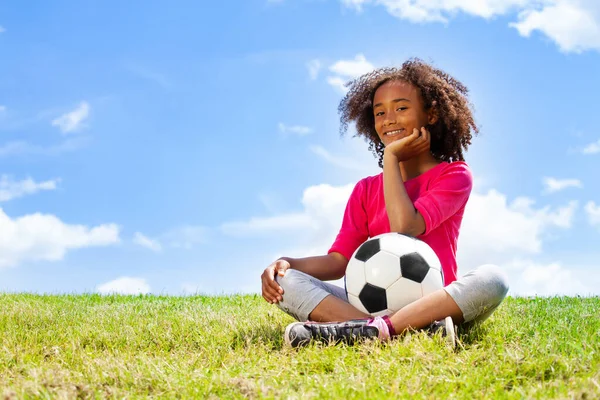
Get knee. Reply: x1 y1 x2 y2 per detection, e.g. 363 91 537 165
274 269 309 321
275 269 305 297
479 264 510 301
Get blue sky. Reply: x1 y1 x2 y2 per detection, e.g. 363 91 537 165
1 0 599 296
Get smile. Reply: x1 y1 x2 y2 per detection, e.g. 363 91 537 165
385 129 404 136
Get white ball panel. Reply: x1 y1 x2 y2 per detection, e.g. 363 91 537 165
386 278 423 313
345 259 367 297
364 251 401 289
420 268 444 296
414 239 442 272
347 293 369 315
372 309 392 317
377 233 416 255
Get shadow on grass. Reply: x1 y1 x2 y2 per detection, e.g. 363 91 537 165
230 324 285 351
456 322 488 348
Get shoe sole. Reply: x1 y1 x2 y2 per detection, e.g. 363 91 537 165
443 316 456 348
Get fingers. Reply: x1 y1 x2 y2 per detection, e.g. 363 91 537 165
402 128 421 145
420 127 430 142
261 263 284 304
419 127 431 149
273 259 290 282
403 127 429 154
262 277 281 304
262 281 282 304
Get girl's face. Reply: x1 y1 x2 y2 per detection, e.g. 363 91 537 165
372 80 436 147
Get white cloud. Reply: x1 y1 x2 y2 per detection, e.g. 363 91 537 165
540 200 578 228
0 26 5 33
97 277 150 295
306 59 322 80
0 137 90 158
0 105 6 113
510 0 600 53
51 101 90 134
221 213 313 236
131 225 208 251
310 145 373 171
221 183 354 248
364 0 532 23
0 208 120 268
582 139 600 154
341 0 600 53
585 201 600 226
278 123 313 136
133 232 162 252
542 177 583 194
458 191 577 268
341 0 369 12
329 53 375 78
506 259 591 296
0 176 60 202
327 54 375 93
326 76 349 93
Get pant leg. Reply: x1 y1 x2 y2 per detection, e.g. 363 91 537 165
275 269 348 322
443 264 509 326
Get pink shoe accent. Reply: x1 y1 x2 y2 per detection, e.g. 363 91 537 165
367 316 391 341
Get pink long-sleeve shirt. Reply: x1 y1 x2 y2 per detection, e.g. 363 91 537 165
328 161 473 285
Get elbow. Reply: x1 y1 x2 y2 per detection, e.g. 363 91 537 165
332 263 347 280
328 253 349 279
332 271 345 280
389 221 425 238
388 210 426 237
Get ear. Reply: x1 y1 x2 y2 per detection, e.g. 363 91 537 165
427 102 439 125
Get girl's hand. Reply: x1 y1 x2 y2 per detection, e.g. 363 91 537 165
384 127 431 162
261 259 290 304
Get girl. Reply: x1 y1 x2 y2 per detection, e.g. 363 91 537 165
260 59 509 347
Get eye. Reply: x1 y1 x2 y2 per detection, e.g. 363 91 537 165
375 111 384 117
396 107 407 112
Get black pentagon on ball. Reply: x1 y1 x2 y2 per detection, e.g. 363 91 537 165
354 238 380 262
400 252 430 283
358 283 387 313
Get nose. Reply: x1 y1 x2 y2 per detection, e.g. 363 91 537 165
383 113 396 127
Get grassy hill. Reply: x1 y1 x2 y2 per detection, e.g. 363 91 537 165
0 294 599 399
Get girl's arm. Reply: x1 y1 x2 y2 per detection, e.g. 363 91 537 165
383 151 426 237
261 252 348 304
281 252 348 281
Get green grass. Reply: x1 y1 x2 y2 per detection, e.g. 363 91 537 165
0 295 599 399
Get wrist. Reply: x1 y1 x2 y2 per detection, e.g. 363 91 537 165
383 149 399 164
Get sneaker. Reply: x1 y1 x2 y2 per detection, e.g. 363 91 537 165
427 316 456 348
284 319 380 348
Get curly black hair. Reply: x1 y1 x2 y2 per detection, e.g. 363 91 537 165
338 58 478 168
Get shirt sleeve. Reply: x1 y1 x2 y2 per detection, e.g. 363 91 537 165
413 162 473 236
328 179 370 261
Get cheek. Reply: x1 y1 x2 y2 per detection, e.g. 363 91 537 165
416 111 430 125
374 119 383 135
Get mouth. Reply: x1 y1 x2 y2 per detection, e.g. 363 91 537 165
384 128 405 137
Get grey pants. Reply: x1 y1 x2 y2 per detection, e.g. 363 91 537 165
275 264 509 325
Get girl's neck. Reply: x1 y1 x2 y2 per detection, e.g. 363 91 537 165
399 153 441 182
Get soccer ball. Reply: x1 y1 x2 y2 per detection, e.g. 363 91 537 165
345 233 444 317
